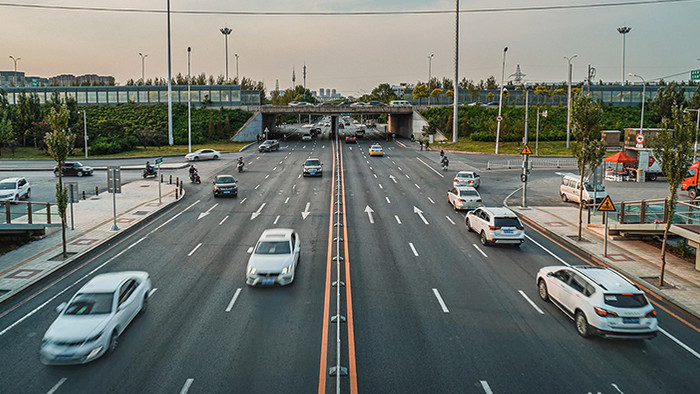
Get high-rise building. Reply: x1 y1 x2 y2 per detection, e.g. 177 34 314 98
320 88 325 97
331 89 336 97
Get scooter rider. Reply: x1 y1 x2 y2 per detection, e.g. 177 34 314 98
441 155 449 170
145 161 154 174
237 157 245 172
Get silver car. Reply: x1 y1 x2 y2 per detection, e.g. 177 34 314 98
453 171 480 188
0 177 31 202
447 186 482 211
40 271 152 365
185 148 221 161
246 229 300 286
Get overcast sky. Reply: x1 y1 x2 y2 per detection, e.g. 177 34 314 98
1 0 698 95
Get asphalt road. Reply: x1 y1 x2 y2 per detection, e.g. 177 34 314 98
0 123 698 393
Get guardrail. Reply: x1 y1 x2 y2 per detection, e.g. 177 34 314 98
588 198 700 226
486 158 577 170
2 201 60 226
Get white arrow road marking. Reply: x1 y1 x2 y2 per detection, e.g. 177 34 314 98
414 206 429 224
239 197 247 204
197 203 218 220
395 215 402 224
409 242 419 256
188 243 202 257
301 202 311 219
179 379 194 394
225 288 242 312
365 205 375 224
445 216 455 225
427 197 435 204
480 380 493 394
518 290 545 314
47 378 67 394
219 215 229 225
473 244 488 258
389 175 397 183
432 288 449 312
251 203 266 220
417 158 445 178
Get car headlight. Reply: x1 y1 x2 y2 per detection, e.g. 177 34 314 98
248 267 256 275
86 346 103 360
281 263 293 275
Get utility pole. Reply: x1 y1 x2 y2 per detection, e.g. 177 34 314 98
522 85 529 209
166 0 173 145
220 27 232 81
564 54 578 149
617 26 631 86
428 53 434 107
79 110 88 159
235 53 239 82
138 53 148 82
495 47 508 153
188 46 192 153
9 55 20 86
452 0 459 144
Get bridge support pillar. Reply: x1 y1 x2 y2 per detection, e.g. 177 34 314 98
261 113 276 139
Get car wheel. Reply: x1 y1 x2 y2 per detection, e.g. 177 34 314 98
480 231 490 246
25 189 31 199
109 331 119 353
465 217 472 231
193 156 199 161
54 171 59 177
213 193 219 198
213 155 219 160
77 171 83 177
538 279 549 301
690 189 698 199
575 311 592 338
648 173 657 182
13 194 19 203
140 294 148 314
561 194 568 202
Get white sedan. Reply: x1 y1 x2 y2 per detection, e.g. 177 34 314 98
453 171 480 188
447 186 482 211
185 148 221 161
246 229 300 286
40 271 152 365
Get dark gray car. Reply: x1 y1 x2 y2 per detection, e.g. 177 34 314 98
258 140 280 152
212 174 238 197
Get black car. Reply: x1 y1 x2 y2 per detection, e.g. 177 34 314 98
369 100 383 106
212 174 238 197
54 162 94 177
258 139 280 152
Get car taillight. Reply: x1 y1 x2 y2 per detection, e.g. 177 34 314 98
458 198 465 202
516 226 524 230
476 199 482 202
594 307 619 317
453 179 459 182
488 226 501 230
645 310 657 318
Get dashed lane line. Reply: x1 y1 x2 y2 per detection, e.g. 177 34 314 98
518 290 545 314
395 215 402 224
179 379 194 394
432 289 449 313
480 380 494 394
473 244 488 258
445 216 455 225
225 288 242 312
187 243 202 257
409 242 419 256
219 215 229 225
46 378 67 394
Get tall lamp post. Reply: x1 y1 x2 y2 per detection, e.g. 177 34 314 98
187 47 192 153
220 27 232 81
138 53 148 82
628 73 646 135
452 0 459 144
427 53 434 106
166 0 173 146
78 110 88 159
495 47 508 154
235 53 239 82
617 26 631 86
564 54 578 149
9 55 20 86
686 109 700 162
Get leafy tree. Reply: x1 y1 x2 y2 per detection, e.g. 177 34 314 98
412 84 429 104
0 115 15 156
44 105 75 258
371 83 397 103
485 76 498 90
648 82 686 124
653 106 695 286
570 94 607 240
468 84 479 102
16 92 42 147
441 78 453 92
689 88 700 109
430 88 443 98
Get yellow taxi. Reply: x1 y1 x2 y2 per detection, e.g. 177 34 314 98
369 144 384 157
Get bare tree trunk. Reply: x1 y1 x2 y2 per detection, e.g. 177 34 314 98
578 148 586 241
59 172 67 258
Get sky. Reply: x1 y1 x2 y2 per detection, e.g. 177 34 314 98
1 0 699 96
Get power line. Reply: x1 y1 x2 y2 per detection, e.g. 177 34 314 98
0 0 695 16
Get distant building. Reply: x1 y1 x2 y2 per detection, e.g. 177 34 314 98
0 71 25 87
319 88 325 97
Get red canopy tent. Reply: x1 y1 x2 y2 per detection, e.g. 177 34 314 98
604 151 636 163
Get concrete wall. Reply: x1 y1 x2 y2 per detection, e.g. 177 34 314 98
231 111 262 142
388 113 411 138
412 111 448 142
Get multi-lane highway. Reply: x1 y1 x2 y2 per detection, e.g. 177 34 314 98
0 122 698 393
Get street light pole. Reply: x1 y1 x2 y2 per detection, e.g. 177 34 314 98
166 0 173 146
188 47 192 153
9 55 20 86
452 0 459 144
235 53 239 82
79 110 88 159
495 47 508 154
617 26 631 86
686 109 700 162
428 53 434 107
138 52 148 82
564 54 578 149
629 73 646 135
220 27 232 82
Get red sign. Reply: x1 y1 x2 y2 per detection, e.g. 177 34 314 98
649 156 655 167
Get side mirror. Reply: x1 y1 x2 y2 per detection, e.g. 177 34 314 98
212 181 216 185
547 272 553 277
56 302 67 314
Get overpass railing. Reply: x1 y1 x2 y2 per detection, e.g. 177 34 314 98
486 158 577 170
2 201 61 226
588 198 700 226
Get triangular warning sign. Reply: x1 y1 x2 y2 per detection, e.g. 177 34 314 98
520 144 533 155
597 195 616 212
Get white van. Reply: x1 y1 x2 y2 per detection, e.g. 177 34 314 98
560 174 607 205
389 100 411 106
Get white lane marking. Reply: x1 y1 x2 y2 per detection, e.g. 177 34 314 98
274 215 280 224
219 215 229 225
298 174 301 179
398 166 403 171
480 380 493 394
446 216 455 225
659 327 700 360
279 161 283 165
392 160 396 164
503 186 523 207
611 383 624 394
247 247 254 253
472 244 488 258
251 203 266 220
389 175 397 183
417 158 445 178
301 202 311 220
524 235 571 267
518 290 545 314
179 378 194 394
378 183 383 189
432 289 449 313
395 215 402 224
385 197 391 204
409 242 419 256
272 167 277 171
225 288 242 312
405 174 410 179
264 174 270 179
46 378 67 394
414 183 421 189
366 160 369 164
254 184 260 190
284 197 290 204
364 206 375 224
187 243 202 257
414 206 429 224
148 288 158 297
427 197 435 204
239 197 247 204
256 156 260 160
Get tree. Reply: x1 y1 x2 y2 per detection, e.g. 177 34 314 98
485 76 498 90
371 83 397 103
44 105 75 259
648 82 686 124
0 115 15 157
412 84 429 104
570 93 607 240
653 106 695 286
430 88 443 98
16 92 41 146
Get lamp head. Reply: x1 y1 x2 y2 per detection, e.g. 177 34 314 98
187 47 191 52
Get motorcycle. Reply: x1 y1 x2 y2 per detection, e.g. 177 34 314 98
142 167 157 178
442 163 449 171
189 171 201 184
237 162 245 173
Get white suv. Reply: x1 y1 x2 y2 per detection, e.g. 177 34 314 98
465 207 524 246
536 265 658 339
0 177 31 202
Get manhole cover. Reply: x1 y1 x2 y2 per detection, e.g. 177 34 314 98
133 211 149 216
640 276 678 289
48 252 77 261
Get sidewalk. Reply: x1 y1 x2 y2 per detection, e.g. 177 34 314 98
0 179 182 304
511 205 700 321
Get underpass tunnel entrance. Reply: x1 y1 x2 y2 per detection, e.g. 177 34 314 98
388 113 412 139
331 115 338 139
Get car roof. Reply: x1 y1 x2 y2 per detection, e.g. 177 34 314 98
305 157 320 161
0 177 22 183
259 228 294 241
480 207 517 217
571 266 640 292
457 171 475 175
80 271 148 293
456 186 478 192
215 174 235 179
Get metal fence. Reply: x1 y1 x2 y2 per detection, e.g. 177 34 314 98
1 201 60 226
486 158 577 170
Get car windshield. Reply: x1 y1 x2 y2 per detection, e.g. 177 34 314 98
457 173 473 179
460 190 479 197
255 241 291 255
305 160 321 166
65 292 113 315
73 162 83 167
494 217 522 227
585 184 605 192
603 293 648 308
216 176 235 184
0 182 16 190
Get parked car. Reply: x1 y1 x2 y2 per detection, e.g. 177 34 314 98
447 186 482 211
389 100 411 106
258 140 280 152
465 207 524 246
55 162 94 177
212 174 238 197
537 265 658 339
40 271 152 365
560 173 607 205
185 149 221 161
453 171 480 188
0 177 31 202
246 229 300 286
302 158 323 177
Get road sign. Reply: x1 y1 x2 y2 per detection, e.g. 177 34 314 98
155 157 163 165
496 115 503 122
107 166 122 194
636 134 645 144
691 69 700 81
520 144 533 155
597 195 616 212
64 181 79 203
